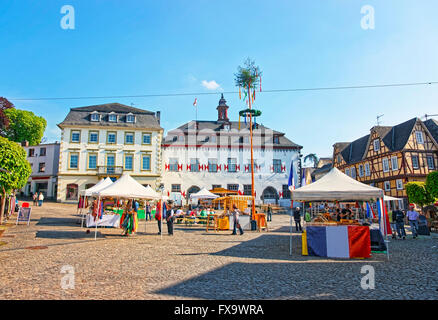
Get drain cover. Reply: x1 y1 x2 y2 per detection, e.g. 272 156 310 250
25 246 48 250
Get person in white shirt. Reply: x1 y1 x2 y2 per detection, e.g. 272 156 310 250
38 192 44 207
231 204 244 235
406 206 419 239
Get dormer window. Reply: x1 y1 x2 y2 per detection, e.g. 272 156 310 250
108 113 117 122
273 136 280 144
90 112 100 122
126 114 135 123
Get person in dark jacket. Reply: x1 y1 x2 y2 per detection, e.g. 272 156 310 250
293 207 302 232
266 204 272 222
394 208 406 240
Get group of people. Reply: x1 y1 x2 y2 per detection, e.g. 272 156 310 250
389 205 426 239
32 192 44 206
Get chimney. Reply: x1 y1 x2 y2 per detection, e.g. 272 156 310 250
21 140 29 147
156 111 161 125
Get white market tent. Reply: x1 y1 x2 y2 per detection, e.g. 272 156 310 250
92 173 161 200
189 187 220 200
79 177 114 196
291 167 384 201
384 195 403 201
90 173 162 239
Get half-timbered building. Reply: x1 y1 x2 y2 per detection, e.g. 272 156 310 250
333 117 438 208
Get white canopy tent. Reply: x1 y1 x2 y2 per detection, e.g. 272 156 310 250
383 195 403 201
80 177 114 196
90 173 162 239
189 188 220 200
291 167 384 201
79 177 114 227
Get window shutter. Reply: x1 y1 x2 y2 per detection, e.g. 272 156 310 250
165 164 169 171
177 164 182 171
187 164 191 171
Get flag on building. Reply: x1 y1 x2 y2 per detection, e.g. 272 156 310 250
301 168 306 186
193 98 197 107
288 160 295 207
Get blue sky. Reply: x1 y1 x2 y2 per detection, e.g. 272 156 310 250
1 0 438 163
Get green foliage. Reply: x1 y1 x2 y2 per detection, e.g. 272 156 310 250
405 181 435 208
3 108 47 145
304 153 319 168
0 136 31 193
234 58 262 90
425 171 438 199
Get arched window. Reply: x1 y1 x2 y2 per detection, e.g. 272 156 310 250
66 184 79 201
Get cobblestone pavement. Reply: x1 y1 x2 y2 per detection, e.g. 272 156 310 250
0 201 437 300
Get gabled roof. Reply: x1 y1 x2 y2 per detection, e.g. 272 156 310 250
58 103 162 129
424 119 438 144
340 134 370 164
164 120 302 149
381 118 417 151
334 117 427 165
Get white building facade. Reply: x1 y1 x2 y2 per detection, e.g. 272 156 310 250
57 103 163 202
162 95 303 206
21 142 60 199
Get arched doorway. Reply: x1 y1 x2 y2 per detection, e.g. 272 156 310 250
66 184 79 201
187 185 200 199
261 186 279 204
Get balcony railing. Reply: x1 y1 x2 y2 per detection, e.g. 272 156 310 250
97 166 124 176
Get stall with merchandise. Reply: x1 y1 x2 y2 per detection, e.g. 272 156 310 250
291 168 389 259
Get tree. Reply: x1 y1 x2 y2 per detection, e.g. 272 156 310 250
426 171 438 199
0 136 32 224
234 58 262 90
304 153 319 168
405 181 435 211
0 97 14 136
3 108 47 145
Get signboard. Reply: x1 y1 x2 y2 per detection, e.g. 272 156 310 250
16 207 31 225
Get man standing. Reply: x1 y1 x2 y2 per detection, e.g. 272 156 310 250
38 192 44 207
145 202 151 221
393 206 406 240
33 192 38 206
166 201 175 236
406 205 419 239
231 204 244 235
293 207 302 232
266 204 272 222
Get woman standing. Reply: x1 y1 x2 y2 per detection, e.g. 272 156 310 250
121 199 137 236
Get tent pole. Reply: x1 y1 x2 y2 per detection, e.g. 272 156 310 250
95 196 100 240
144 200 147 234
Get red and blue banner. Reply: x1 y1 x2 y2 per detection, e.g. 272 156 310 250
306 225 371 258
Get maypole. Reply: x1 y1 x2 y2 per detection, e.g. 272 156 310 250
235 58 262 223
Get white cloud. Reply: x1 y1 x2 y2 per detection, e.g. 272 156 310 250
201 80 222 90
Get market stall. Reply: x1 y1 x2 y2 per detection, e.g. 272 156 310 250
292 167 385 259
90 173 161 239
78 177 114 227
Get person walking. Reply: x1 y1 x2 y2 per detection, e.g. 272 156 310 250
406 206 420 239
266 204 272 222
390 207 397 239
293 207 302 232
156 202 162 235
166 201 175 236
33 192 38 206
394 207 406 240
145 201 151 221
231 204 244 235
38 192 44 207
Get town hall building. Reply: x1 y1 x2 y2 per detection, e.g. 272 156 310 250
161 94 303 206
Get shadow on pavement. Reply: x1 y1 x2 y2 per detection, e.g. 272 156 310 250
154 261 376 300
36 230 105 239
36 217 79 227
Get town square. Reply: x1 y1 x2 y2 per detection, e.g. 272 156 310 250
1 1 438 304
